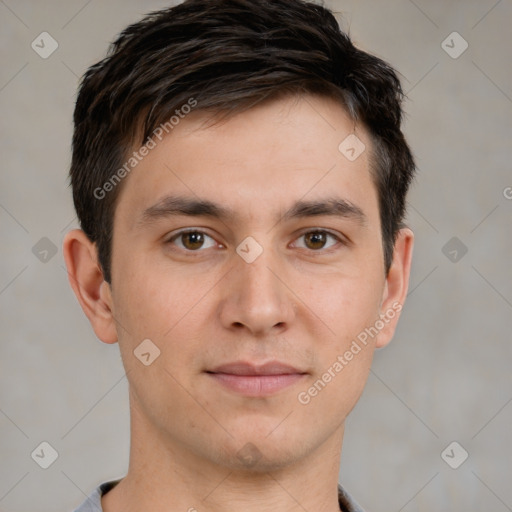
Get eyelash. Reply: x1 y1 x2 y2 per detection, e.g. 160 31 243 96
165 228 346 254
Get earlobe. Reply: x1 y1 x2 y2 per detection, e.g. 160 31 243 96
62 229 118 344
375 228 414 348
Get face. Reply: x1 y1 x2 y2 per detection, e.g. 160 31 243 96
98 94 408 472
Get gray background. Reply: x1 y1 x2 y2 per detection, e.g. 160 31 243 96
1 0 511 510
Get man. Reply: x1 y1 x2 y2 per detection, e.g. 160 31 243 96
63 0 415 510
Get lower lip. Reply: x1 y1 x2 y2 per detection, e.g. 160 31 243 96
207 373 305 397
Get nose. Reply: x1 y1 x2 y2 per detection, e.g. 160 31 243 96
218 244 296 337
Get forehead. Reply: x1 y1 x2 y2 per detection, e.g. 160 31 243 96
113 94 379 230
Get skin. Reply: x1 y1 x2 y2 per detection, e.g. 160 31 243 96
64 94 413 512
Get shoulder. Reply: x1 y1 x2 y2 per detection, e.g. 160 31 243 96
338 483 366 512
71 480 121 512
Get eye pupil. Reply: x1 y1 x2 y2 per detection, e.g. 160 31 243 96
305 232 326 250
183 232 204 250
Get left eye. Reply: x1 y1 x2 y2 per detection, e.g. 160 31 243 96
293 230 341 251
168 230 218 251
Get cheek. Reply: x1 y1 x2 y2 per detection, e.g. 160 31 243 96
112 256 202 338
297 267 383 413
296 280 381 419
304 269 384 343
110 259 217 385
111 269 204 415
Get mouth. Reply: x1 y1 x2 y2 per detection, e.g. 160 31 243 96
205 361 308 397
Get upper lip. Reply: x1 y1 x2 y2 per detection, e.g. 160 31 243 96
207 361 306 376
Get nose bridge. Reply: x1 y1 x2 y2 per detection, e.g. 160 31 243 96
242 248 280 300
221 238 294 334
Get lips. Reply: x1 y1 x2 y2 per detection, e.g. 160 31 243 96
209 361 305 376
206 361 307 397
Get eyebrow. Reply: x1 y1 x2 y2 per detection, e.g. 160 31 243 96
136 194 367 228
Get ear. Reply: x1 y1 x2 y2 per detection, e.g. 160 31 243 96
375 227 414 349
62 229 118 344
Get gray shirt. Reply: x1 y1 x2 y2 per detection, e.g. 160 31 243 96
72 480 365 512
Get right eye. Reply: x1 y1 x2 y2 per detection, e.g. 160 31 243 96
166 229 220 252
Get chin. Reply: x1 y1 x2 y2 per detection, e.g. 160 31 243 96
216 432 311 473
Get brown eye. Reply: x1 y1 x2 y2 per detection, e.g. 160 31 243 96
294 230 341 251
168 230 217 251
304 231 328 249
181 232 205 250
